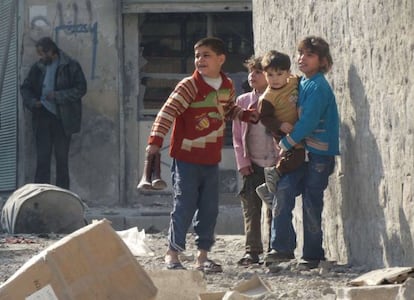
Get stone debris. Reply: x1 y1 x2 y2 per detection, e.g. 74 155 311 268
349 267 414 286
337 267 414 300
0 230 375 299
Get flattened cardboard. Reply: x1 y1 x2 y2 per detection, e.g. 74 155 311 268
148 270 206 300
222 291 252 300
232 274 271 296
0 219 157 300
198 274 271 300
349 267 414 286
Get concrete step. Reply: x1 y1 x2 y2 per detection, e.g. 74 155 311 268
85 204 244 235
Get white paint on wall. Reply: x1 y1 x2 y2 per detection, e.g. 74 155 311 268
29 5 47 24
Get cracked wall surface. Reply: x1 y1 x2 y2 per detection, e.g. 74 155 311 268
253 0 414 267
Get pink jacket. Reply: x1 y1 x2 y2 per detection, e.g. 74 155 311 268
232 91 260 171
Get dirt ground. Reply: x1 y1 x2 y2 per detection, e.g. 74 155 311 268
0 230 366 300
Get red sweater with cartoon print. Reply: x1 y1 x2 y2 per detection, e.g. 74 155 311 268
148 70 248 165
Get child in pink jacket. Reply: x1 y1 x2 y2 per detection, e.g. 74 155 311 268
232 56 278 265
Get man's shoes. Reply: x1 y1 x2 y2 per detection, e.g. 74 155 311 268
256 183 273 209
264 249 295 266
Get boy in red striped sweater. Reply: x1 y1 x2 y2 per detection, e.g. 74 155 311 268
145 37 258 272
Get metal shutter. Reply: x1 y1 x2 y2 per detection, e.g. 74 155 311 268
0 0 17 191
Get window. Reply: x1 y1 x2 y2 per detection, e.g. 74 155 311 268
138 12 253 145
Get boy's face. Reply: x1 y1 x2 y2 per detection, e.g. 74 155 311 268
297 48 322 78
194 45 225 78
264 68 290 89
248 68 267 93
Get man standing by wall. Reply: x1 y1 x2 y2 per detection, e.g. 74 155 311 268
20 37 87 189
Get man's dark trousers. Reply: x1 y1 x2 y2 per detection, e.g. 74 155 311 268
35 107 71 189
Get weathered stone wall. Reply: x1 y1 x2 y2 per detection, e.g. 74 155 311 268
253 0 414 268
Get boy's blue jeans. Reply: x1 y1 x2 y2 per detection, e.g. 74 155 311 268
270 153 335 260
168 159 219 252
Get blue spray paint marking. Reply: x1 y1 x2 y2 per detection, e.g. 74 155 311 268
55 22 98 80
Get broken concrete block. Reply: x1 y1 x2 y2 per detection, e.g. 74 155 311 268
337 284 402 300
349 267 414 286
397 277 414 300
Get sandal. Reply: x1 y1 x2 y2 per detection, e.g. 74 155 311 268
196 259 223 273
166 262 186 270
237 253 260 266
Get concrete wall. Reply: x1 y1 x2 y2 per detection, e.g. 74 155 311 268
19 0 121 206
252 0 414 268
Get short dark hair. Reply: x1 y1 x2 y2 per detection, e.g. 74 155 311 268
261 50 291 71
194 37 226 55
35 37 59 54
243 55 263 71
298 36 333 73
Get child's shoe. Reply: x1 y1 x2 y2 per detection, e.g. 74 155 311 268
137 152 167 191
264 166 280 194
137 153 155 191
256 183 273 209
151 152 167 190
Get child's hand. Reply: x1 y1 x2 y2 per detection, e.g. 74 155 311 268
239 109 259 123
146 144 160 155
248 110 259 123
239 166 253 176
280 122 293 134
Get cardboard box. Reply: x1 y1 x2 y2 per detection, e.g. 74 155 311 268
0 219 157 300
198 274 271 300
147 270 206 300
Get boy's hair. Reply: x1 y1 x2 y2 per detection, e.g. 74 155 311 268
243 55 263 71
194 37 226 55
261 50 291 71
298 36 333 73
35 37 59 54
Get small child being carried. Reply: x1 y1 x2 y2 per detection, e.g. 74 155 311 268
256 50 305 208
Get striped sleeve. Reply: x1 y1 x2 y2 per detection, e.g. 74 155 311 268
148 77 196 146
222 84 244 121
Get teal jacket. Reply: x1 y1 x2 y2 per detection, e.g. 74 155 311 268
20 50 87 135
280 72 339 156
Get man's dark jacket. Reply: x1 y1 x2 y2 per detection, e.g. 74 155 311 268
20 50 87 135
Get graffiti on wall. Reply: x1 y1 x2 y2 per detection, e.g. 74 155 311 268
29 1 98 80
55 22 98 80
